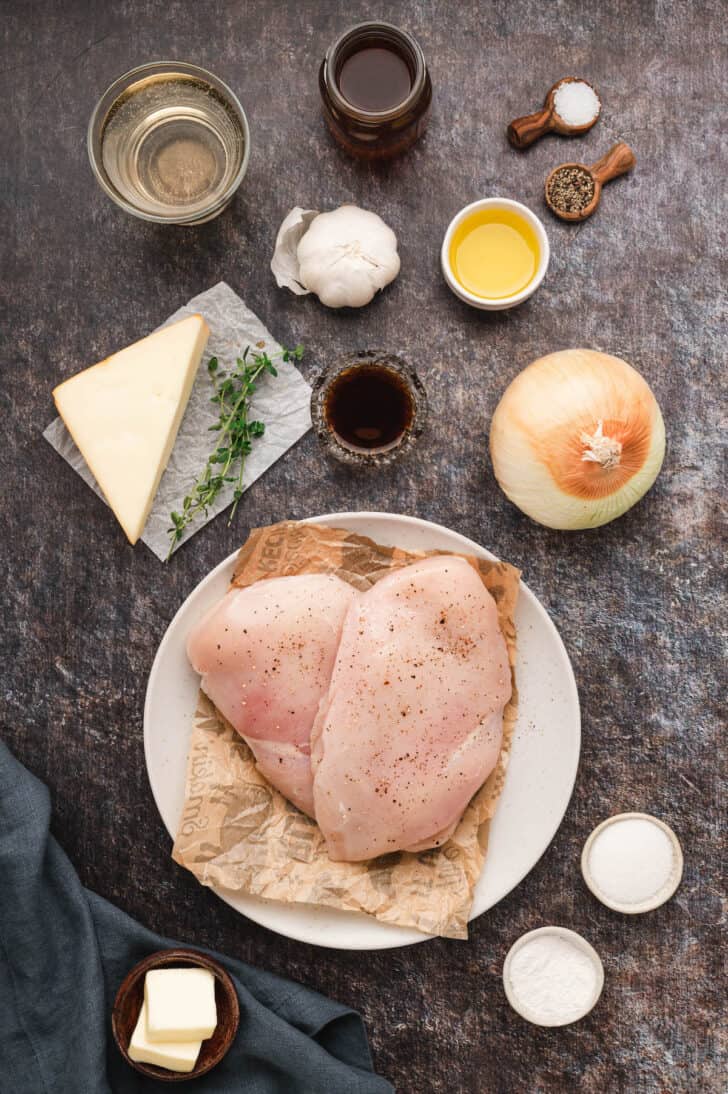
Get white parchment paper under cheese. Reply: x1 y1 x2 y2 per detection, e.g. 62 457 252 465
43 281 312 560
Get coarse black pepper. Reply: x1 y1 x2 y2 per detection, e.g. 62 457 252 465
546 165 595 215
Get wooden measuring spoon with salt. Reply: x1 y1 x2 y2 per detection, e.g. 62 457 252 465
545 142 636 222
508 77 601 149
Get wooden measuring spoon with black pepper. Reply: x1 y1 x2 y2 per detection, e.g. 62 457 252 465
508 76 601 149
545 142 636 222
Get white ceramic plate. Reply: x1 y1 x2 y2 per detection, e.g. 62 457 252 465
144 513 580 950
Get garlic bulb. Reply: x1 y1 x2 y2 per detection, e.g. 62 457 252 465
489 349 666 530
271 204 400 308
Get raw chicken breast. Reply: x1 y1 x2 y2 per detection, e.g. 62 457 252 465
187 574 357 816
311 556 511 861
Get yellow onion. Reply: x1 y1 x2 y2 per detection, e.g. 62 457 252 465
489 349 665 530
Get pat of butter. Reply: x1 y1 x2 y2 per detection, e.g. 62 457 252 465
128 1001 201 1073
145 967 217 1043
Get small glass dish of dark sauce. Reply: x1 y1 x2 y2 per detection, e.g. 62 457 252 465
311 351 427 467
319 22 431 160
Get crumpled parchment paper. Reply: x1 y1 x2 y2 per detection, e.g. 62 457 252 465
172 521 520 940
43 282 312 560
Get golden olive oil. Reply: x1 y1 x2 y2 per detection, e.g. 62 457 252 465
449 207 540 299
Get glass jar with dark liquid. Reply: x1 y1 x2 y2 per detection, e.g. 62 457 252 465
319 22 432 159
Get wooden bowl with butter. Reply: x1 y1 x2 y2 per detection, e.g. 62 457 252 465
112 948 240 1082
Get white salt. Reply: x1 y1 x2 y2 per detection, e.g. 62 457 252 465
553 80 600 127
588 817 675 905
508 934 600 1025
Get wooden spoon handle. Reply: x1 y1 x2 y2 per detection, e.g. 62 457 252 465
590 142 636 185
507 107 553 149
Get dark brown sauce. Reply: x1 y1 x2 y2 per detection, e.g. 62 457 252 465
337 46 412 113
324 364 414 451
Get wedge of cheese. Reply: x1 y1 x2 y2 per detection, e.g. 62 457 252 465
53 314 209 544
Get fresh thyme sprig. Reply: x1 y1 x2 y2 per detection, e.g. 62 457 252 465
167 342 304 558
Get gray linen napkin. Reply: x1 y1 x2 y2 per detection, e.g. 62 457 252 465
0 739 393 1094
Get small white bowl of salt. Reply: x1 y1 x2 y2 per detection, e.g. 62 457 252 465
502 926 604 1027
581 812 683 914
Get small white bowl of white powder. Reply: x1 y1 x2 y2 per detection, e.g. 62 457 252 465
502 926 604 1027
581 812 683 914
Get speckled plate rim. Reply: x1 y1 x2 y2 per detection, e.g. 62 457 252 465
144 512 580 950
581 812 684 914
502 925 604 1027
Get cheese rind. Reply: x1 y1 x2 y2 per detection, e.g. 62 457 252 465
145 967 217 1043
52 314 209 544
128 1001 201 1073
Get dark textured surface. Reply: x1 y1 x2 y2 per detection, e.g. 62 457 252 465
2 2 725 1091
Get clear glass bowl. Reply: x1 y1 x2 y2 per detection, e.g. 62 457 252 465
87 61 250 225
310 350 428 467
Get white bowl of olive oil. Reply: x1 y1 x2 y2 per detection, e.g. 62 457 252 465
441 198 550 310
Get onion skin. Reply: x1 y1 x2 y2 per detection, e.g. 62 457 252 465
489 349 666 530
